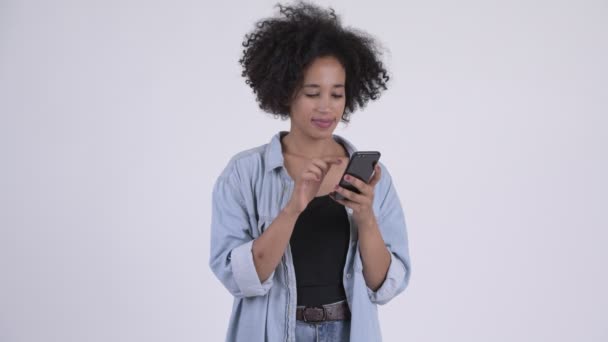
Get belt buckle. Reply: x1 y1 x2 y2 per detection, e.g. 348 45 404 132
303 306 326 323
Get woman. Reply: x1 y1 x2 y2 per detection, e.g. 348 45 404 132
209 2 411 341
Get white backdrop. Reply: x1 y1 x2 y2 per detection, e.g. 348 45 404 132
1 0 607 341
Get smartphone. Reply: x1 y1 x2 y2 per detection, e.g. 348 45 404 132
331 151 381 201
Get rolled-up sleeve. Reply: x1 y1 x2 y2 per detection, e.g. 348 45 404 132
209 165 275 298
230 240 275 296
366 163 412 305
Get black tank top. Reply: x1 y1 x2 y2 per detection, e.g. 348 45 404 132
289 194 350 306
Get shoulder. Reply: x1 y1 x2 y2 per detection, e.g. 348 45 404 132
376 160 394 187
373 160 398 206
215 142 268 184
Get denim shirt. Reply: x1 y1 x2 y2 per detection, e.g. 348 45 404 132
209 131 412 342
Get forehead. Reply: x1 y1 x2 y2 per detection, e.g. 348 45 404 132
302 56 346 85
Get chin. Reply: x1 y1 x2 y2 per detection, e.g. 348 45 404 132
309 128 335 139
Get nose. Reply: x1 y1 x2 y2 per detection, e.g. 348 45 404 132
317 105 330 114
316 95 331 113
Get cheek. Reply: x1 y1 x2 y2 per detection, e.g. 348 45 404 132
291 99 315 115
336 98 346 108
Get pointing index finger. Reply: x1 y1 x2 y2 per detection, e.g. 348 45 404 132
321 156 344 165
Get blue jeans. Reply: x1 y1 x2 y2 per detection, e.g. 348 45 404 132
295 319 351 342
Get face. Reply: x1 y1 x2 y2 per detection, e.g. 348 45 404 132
288 55 346 139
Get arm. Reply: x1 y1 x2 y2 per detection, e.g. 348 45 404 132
208 163 303 298
208 166 278 298
357 216 392 291
362 163 412 305
251 204 301 283
253 156 341 282
332 161 412 304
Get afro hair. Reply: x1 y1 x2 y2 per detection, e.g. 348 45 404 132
239 1 390 123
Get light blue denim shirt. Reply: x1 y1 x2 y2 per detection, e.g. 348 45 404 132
209 131 411 342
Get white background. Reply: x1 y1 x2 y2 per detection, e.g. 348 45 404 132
1 0 607 341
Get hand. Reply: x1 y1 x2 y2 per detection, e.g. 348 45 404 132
330 163 382 225
285 157 343 214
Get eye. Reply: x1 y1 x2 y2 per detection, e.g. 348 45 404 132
304 94 344 98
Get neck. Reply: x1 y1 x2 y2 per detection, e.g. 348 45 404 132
281 130 343 159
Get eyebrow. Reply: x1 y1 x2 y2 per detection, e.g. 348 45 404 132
302 84 345 88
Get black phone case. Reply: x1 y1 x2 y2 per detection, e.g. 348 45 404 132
331 151 381 201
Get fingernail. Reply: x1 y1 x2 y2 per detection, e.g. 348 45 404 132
344 175 350 181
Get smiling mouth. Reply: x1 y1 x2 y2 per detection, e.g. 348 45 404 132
311 118 335 128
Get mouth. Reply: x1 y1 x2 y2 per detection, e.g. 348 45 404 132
311 118 335 129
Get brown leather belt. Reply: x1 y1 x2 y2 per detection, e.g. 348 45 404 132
296 300 351 323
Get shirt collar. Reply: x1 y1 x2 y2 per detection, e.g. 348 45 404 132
264 130 358 173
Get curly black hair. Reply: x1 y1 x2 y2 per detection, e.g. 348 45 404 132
239 1 390 123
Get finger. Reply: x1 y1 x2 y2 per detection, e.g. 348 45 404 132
309 158 338 178
308 160 329 179
312 157 343 174
368 164 382 187
329 192 362 212
306 164 324 180
342 174 371 196
329 192 349 208
303 170 321 182
310 159 329 173
335 184 366 203
321 156 344 166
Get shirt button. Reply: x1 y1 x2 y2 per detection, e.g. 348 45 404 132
346 273 352 279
